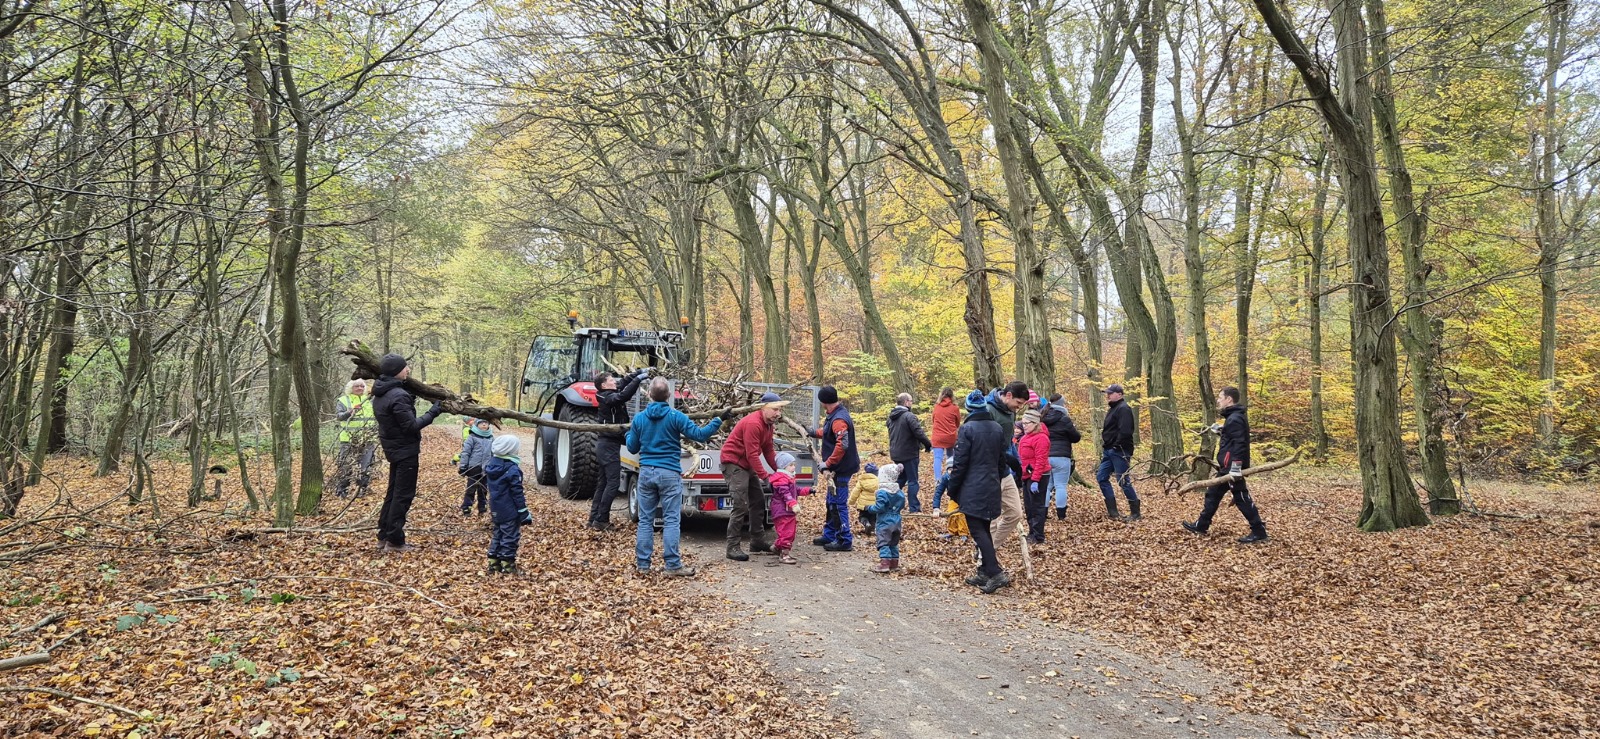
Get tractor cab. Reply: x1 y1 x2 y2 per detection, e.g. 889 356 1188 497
517 312 688 498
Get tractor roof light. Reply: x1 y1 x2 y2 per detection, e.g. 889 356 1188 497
567 310 579 329
679 316 690 329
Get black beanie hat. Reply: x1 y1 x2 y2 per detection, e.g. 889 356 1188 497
378 353 407 377
817 385 838 404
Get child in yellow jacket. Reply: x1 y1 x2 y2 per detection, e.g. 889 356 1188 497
852 463 880 527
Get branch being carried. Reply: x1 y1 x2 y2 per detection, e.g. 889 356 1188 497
1175 450 1302 496
340 341 764 433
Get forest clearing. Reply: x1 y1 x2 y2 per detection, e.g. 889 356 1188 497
4 0 1600 736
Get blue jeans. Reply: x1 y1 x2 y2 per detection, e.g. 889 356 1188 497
635 466 686 571
896 458 921 512
1096 450 1139 504
932 447 951 479
822 472 853 546
1047 457 1073 509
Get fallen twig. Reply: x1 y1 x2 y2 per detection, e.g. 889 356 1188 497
225 524 378 541
1175 451 1302 496
7 612 63 637
0 686 145 719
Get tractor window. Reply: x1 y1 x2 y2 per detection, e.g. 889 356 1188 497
577 341 677 380
523 336 575 390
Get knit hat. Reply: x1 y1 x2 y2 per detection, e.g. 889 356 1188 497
1028 391 1040 405
875 464 901 493
817 386 839 405
760 391 790 409
491 434 520 458
964 390 987 412
378 353 407 377
775 452 796 470
863 462 879 475
1022 409 1042 425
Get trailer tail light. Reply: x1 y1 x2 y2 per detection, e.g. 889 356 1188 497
699 498 719 512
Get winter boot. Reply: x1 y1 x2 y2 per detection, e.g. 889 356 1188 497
980 571 1013 595
1182 521 1208 535
888 558 900 571
1055 507 1067 520
486 558 502 574
1128 500 1142 521
872 558 892 574
1104 498 1124 521
1238 531 1269 544
501 560 522 575
726 542 750 561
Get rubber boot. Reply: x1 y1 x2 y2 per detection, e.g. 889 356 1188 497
1055 507 1067 520
872 558 892 573
1128 500 1142 521
485 558 502 575
1104 498 1123 521
726 542 750 561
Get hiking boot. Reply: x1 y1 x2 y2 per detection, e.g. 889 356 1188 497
726 543 750 561
823 541 853 552
663 566 698 578
749 533 775 553
1238 532 1269 544
965 570 989 587
872 558 892 573
388 543 417 554
980 571 1013 594
1128 500 1143 521
1104 498 1123 521
812 535 833 546
1182 521 1208 535
587 521 611 532
1055 507 1067 520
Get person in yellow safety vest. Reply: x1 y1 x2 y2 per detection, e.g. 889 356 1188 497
334 378 378 498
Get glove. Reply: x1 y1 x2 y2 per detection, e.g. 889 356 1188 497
457 467 466 477
923 444 933 453
518 508 533 526
1207 422 1222 434
428 401 443 415
819 464 831 473
1029 482 1039 493
1229 462 1243 481
718 408 734 422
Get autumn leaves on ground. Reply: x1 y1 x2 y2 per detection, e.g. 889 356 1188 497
3 431 1598 738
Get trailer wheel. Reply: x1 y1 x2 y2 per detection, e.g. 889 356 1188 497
555 406 599 500
532 425 558 486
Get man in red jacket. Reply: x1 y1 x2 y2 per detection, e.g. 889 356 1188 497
721 392 790 561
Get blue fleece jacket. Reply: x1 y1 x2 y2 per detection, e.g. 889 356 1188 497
625 402 723 472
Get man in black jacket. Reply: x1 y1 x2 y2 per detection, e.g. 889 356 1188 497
588 368 648 531
886 393 933 512
1095 384 1141 521
372 353 444 552
1039 396 1081 520
946 402 1018 595
1184 386 1268 543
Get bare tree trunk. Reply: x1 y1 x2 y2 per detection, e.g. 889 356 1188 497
1535 0 1571 449
1365 0 1457 515
1308 150 1334 463
1251 0 1427 531
1169 26 1217 475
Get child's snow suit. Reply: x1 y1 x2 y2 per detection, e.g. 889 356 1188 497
768 470 801 551
865 485 906 559
485 454 527 562
850 471 879 526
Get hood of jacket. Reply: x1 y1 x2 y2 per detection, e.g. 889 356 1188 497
373 376 408 398
642 401 673 420
888 405 911 421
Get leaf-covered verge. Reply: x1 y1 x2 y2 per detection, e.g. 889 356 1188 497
881 468 1600 737
0 432 851 738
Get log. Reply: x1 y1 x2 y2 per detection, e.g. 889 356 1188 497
340 340 765 433
0 653 49 672
1175 450 1302 496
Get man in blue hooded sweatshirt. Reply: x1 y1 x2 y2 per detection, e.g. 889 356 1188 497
626 377 725 577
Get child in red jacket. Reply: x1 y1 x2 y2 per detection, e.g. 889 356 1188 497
1017 409 1052 545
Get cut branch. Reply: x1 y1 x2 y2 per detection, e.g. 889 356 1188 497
1175 450 1303 496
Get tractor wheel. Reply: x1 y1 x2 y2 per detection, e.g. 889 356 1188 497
532 426 557 486
555 406 599 500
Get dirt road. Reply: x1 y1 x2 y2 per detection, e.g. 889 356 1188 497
545 466 1284 738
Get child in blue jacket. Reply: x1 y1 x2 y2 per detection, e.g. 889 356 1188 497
866 462 907 573
485 434 531 574
458 418 494 516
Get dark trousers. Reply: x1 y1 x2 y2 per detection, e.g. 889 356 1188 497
723 463 769 543
488 490 522 561
379 455 419 546
896 458 922 512
460 467 487 513
1024 474 1050 542
821 473 853 545
968 516 1000 577
1198 477 1267 535
588 437 623 525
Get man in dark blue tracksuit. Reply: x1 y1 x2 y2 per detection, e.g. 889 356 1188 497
1184 386 1268 543
810 385 860 551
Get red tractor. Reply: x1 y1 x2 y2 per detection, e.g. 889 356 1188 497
515 316 686 499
